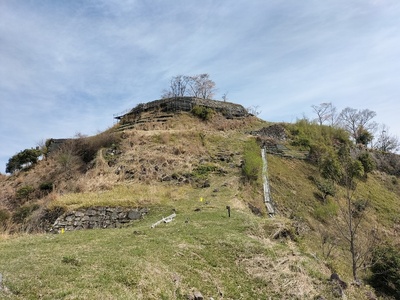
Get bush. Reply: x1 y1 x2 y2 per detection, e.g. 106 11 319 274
12 204 40 223
39 182 53 193
6 148 42 173
242 139 262 183
193 164 219 178
290 135 311 149
357 152 375 174
16 185 35 202
315 178 336 202
351 199 368 218
369 243 400 299
319 152 342 182
191 105 214 121
0 209 10 228
308 143 328 164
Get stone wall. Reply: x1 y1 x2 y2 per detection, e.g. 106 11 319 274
115 97 249 124
47 138 71 154
50 206 148 232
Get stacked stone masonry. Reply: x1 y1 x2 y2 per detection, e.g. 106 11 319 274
115 97 249 124
51 207 148 232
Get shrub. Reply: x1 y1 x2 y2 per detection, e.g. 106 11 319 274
308 143 328 164
193 164 219 178
315 178 336 202
357 152 375 174
0 209 10 228
39 182 53 193
16 185 35 202
351 199 368 218
191 105 214 121
291 136 311 149
369 243 400 299
319 152 342 182
12 203 40 223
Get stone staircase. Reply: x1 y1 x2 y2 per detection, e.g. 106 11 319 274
262 147 275 217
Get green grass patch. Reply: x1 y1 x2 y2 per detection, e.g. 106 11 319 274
0 205 297 299
313 200 338 223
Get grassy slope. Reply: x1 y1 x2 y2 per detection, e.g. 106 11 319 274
0 113 399 299
0 203 324 299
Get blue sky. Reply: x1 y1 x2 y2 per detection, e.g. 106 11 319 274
1 0 400 173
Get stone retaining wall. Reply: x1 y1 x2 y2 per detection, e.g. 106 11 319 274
115 97 249 124
51 207 148 232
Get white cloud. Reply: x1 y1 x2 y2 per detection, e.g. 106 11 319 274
1 0 400 171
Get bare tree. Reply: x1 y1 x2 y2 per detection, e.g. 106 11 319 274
328 104 338 127
373 124 400 153
222 91 229 102
188 74 216 99
162 74 216 99
246 105 261 116
312 102 336 126
338 107 377 143
161 75 190 98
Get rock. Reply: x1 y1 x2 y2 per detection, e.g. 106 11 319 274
128 211 141 220
0 273 9 293
162 175 172 181
330 273 348 289
118 212 127 218
251 124 287 141
75 211 84 217
203 181 211 188
332 285 343 298
140 208 149 214
193 291 203 300
86 209 96 216
248 203 262 216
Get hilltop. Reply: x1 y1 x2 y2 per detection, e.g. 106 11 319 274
0 98 399 299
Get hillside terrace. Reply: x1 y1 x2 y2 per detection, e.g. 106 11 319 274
114 97 249 127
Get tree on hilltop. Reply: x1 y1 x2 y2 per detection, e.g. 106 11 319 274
337 107 377 145
312 102 337 126
373 124 400 153
162 74 216 99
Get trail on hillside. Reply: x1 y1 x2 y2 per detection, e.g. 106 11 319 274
262 147 275 216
